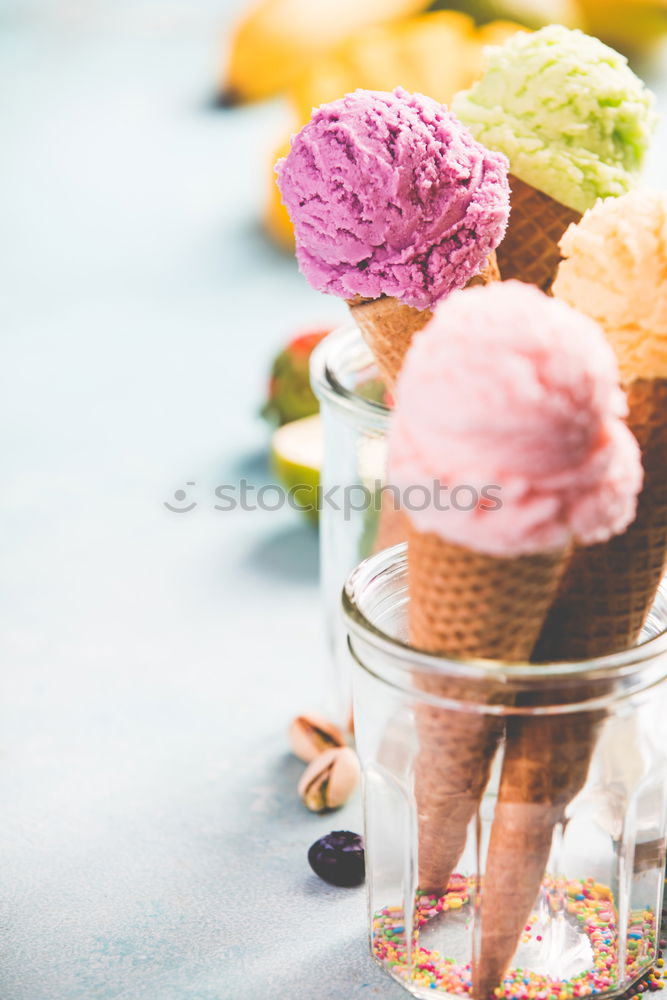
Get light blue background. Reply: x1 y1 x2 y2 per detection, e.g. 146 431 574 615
1 3 665 998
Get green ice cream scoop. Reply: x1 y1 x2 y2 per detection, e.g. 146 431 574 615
453 25 657 214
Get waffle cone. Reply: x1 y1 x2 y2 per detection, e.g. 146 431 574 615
347 253 499 391
536 377 667 660
496 175 580 292
466 252 501 289
408 527 566 891
475 378 667 997
474 704 599 998
347 297 430 391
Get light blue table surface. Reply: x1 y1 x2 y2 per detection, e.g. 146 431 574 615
1 3 666 998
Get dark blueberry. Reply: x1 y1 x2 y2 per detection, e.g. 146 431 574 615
307 830 365 887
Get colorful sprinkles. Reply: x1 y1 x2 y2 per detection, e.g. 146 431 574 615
372 874 664 999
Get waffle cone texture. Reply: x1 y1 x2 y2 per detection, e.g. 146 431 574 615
474 697 601 998
408 526 566 892
536 377 667 660
475 378 667 998
496 175 580 292
347 253 499 391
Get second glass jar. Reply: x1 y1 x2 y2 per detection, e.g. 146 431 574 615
310 325 396 716
343 544 667 1000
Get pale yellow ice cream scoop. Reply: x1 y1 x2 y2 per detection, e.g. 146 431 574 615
553 189 667 381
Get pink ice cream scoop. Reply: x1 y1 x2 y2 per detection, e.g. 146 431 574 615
276 88 510 310
388 281 642 557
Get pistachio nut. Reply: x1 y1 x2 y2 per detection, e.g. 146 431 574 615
289 711 345 763
298 746 360 813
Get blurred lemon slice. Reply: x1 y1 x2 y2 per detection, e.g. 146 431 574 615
271 414 322 524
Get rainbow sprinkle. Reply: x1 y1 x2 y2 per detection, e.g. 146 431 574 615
372 874 660 999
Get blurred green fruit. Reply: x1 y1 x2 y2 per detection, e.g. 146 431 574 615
262 328 331 426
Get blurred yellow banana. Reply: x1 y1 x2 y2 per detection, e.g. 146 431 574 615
287 12 522 125
221 0 431 104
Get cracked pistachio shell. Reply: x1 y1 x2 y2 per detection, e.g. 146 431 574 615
298 747 360 813
289 712 345 763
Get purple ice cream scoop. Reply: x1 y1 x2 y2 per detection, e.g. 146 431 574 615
276 88 510 310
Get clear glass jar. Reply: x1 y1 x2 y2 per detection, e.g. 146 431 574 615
343 543 667 1000
310 326 394 719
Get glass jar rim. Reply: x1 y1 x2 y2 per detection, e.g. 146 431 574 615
310 325 391 433
342 543 667 688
